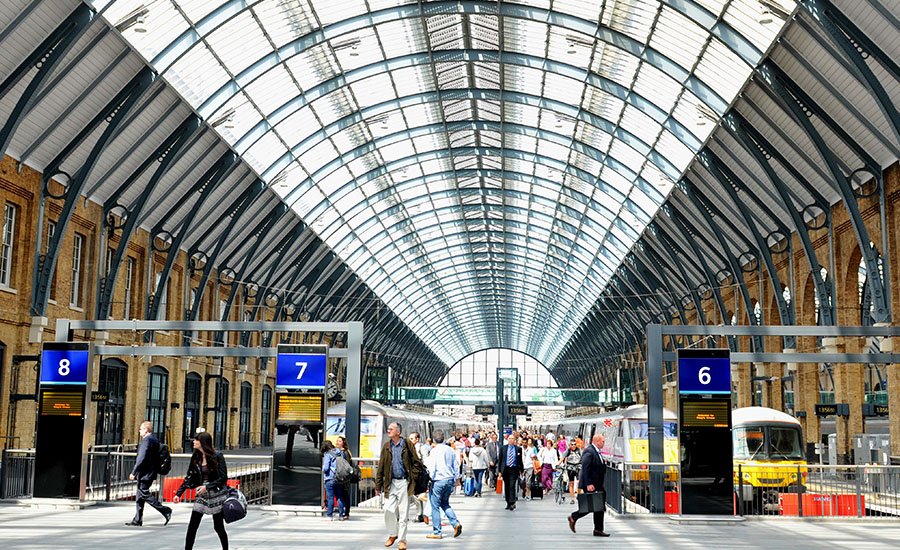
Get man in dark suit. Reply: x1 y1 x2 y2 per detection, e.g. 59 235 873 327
498 433 524 510
568 434 609 537
127 421 172 526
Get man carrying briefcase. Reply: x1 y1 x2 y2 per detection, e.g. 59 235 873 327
567 434 610 537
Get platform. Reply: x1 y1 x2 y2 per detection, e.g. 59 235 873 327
1 489 898 549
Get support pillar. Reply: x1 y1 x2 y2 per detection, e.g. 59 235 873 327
764 362 783 411
664 381 677 412
795 358 820 461
884 336 900 458
824 337 862 464
732 363 752 408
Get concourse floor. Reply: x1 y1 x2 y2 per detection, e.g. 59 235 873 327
1 489 897 549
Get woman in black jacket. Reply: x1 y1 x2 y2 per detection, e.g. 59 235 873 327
173 431 229 549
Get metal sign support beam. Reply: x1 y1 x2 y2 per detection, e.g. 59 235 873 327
54 320 364 461
646 323 900 515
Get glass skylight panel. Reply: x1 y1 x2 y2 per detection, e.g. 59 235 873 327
650 7 708 73
253 0 315 48
166 44 231 109
605 0 656 45
310 0 367 26
695 38 753 102
245 66 301 115
284 45 340 92
389 66 432 95
206 11 270 75
725 0 796 52
591 41 641 88
97 0 794 368
655 130 696 173
106 1 188 61
297 136 339 175
632 63 682 115
331 29 383 72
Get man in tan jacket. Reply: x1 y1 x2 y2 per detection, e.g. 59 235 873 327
375 422 423 550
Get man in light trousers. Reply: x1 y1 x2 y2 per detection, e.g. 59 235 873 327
376 422 422 550
425 430 463 540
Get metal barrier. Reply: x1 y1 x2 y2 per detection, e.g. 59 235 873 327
81 451 274 504
353 458 382 508
0 449 35 499
617 462 681 515
736 463 900 518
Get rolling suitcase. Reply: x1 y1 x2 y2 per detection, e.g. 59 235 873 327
464 475 476 496
530 477 544 500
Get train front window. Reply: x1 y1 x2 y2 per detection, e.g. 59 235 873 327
768 427 803 459
733 428 765 459
733 425 803 460
631 421 678 439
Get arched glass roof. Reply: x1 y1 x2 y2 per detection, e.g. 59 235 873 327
91 0 795 366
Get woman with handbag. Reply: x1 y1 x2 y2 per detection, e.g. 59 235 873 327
173 431 229 550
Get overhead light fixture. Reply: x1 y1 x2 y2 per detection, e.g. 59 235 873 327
210 108 236 129
332 38 362 56
758 0 790 25
695 104 718 126
115 5 149 33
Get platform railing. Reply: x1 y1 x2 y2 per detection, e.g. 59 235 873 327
736 463 900 518
79 451 274 504
353 458 382 508
617 462 681 515
0 449 35 499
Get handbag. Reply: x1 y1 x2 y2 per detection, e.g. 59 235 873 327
576 491 606 514
222 488 248 524
414 467 431 495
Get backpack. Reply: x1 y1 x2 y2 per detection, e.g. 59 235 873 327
334 455 361 484
158 443 172 475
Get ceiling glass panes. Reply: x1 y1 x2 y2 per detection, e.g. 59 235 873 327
91 0 796 368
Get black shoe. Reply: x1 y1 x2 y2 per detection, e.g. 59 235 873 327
593 531 610 537
125 521 142 527
510 504 516 511
163 507 172 526
567 515 576 533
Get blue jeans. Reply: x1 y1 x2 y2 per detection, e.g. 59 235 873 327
325 480 349 517
429 478 460 535
473 469 486 495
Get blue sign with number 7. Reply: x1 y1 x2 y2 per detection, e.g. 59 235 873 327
276 345 327 389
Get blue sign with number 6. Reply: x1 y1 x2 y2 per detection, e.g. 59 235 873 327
678 349 731 394
40 343 90 385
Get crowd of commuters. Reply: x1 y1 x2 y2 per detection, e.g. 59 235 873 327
126 418 605 549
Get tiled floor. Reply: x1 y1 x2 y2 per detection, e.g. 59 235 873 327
0 489 897 549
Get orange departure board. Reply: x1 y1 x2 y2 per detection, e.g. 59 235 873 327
276 393 324 423
681 399 730 428
40 391 85 417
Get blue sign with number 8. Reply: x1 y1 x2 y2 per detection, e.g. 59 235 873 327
40 344 90 385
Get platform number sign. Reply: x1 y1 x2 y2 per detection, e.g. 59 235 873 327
276 345 327 389
40 342 90 385
678 348 731 395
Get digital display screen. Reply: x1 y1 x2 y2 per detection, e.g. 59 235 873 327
681 399 730 428
276 393 324 423
40 390 85 417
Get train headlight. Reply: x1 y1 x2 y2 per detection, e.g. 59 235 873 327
743 472 752 481
790 473 797 480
